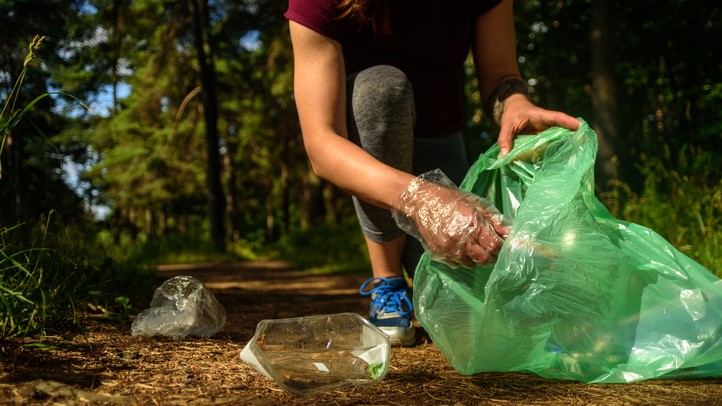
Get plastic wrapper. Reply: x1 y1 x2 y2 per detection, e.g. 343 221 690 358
414 119 722 383
392 169 510 267
131 275 226 339
240 313 390 396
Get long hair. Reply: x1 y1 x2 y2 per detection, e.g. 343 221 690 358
336 0 389 27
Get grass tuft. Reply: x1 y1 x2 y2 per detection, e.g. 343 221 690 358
600 148 722 275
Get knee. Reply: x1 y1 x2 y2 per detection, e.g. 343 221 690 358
351 65 415 117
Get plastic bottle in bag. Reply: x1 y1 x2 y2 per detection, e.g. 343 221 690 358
240 313 391 396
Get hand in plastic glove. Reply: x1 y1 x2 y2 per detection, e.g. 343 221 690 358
391 169 510 267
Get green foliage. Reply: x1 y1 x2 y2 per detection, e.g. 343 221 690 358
1 33 92 228
515 0 592 117
600 145 722 275
0 37 155 338
274 218 370 275
0 212 156 338
113 296 133 318
3 2 721 289
96 228 255 266
515 0 722 192
1 35 46 177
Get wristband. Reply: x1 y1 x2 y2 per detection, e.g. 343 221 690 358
483 77 530 125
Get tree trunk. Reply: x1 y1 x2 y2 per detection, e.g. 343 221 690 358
1 131 23 224
591 0 618 189
301 164 325 228
188 0 225 252
223 138 238 242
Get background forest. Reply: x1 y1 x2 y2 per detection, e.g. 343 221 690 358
1 0 721 337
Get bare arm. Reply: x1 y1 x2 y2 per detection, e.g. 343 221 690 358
291 19 508 266
289 21 413 209
472 0 579 155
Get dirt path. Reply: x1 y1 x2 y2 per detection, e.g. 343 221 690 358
2 261 722 405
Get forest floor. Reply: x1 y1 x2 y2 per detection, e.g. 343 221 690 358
2 260 722 405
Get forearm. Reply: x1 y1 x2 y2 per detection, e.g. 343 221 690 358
303 132 414 210
472 0 522 102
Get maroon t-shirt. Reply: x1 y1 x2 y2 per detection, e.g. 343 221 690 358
284 0 502 137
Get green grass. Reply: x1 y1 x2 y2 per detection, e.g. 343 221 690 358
273 217 370 275
95 228 257 266
0 217 81 337
600 147 722 276
0 212 155 338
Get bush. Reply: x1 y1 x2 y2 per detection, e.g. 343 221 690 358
274 217 370 274
0 212 156 338
600 146 722 276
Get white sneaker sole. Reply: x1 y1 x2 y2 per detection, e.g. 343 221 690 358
379 326 416 347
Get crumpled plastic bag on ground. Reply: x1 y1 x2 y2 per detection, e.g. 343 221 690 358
414 119 722 383
131 275 226 339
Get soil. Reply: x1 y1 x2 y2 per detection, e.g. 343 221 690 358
2 260 722 405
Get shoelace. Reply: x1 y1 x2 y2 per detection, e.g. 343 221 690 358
359 277 413 317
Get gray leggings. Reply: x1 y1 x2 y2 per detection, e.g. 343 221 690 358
346 65 470 275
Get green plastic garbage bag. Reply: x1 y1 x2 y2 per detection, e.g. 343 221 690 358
414 119 722 383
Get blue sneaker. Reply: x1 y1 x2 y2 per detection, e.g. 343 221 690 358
359 276 415 346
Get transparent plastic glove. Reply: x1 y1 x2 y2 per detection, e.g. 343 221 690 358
392 169 510 267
